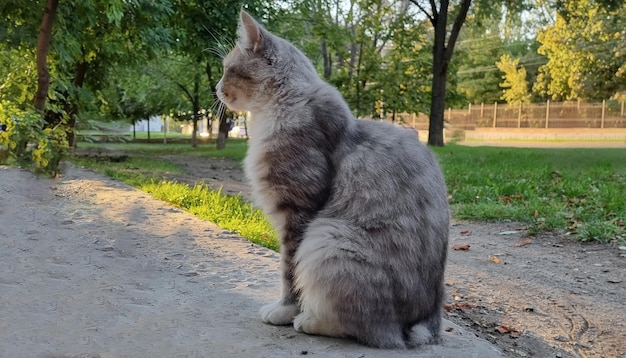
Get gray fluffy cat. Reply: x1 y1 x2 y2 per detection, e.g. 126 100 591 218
216 10 449 349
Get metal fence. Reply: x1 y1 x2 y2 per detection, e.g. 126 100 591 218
447 100 626 129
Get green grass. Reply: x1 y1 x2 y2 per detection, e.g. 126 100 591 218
77 139 248 161
431 145 626 244
72 141 278 250
73 140 626 247
142 181 277 250
72 156 184 186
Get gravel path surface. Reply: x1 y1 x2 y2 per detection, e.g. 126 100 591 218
0 165 504 358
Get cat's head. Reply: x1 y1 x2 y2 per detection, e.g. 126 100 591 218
216 10 318 112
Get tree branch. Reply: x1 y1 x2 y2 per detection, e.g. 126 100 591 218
444 0 471 64
175 82 194 104
408 0 436 26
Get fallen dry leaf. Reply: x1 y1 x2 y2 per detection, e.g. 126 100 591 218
515 238 534 247
452 243 471 251
459 230 471 236
489 256 501 264
495 325 521 338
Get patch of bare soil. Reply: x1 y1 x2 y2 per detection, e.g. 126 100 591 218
75 149 626 357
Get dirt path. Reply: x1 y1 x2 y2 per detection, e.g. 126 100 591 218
164 155 626 358
0 165 503 357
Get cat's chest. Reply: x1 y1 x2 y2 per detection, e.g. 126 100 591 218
243 140 271 185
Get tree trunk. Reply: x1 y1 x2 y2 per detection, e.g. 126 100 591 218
428 0 449 147
429 68 447 146
65 60 88 148
34 0 59 112
205 59 228 150
321 40 331 80
191 106 199 148
217 109 228 150
410 0 470 147
191 74 200 148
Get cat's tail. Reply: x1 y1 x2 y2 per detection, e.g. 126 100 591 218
404 311 443 348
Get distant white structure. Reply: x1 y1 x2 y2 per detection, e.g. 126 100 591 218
131 115 163 132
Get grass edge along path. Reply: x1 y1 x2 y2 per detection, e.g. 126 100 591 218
71 154 279 251
143 181 278 251
73 142 626 248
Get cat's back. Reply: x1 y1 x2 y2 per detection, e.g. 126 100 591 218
327 119 449 230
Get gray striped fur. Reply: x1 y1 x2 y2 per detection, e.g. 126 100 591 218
216 10 449 349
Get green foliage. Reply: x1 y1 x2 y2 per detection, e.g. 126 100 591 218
0 101 68 174
280 1 433 118
534 1 626 101
495 54 531 104
454 2 545 105
0 46 37 106
455 22 507 104
32 124 69 175
377 18 432 117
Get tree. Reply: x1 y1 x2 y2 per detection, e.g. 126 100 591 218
409 0 471 146
455 13 511 105
284 0 431 118
169 0 269 149
378 18 432 120
496 54 531 104
534 1 626 101
409 0 535 145
2 0 175 147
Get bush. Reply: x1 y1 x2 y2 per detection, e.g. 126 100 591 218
0 101 69 175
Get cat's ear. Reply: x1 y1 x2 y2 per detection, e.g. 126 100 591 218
238 10 264 53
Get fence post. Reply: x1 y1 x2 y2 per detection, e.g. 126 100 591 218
621 101 624 117
481 102 484 118
493 102 498 127
447 107 452 123
601 100 605 128
518 102 522 128
545 100 550 128
468 103 472 114
412 113 415 128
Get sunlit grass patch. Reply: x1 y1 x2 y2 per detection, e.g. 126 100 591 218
141 181 278 250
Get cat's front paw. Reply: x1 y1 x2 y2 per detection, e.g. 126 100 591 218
259 302 300 325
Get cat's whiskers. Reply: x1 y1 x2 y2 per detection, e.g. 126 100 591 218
216 100 226 120
207 94 227 121
202 25 234 59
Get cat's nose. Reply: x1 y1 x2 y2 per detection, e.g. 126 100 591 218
216 80 227 100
